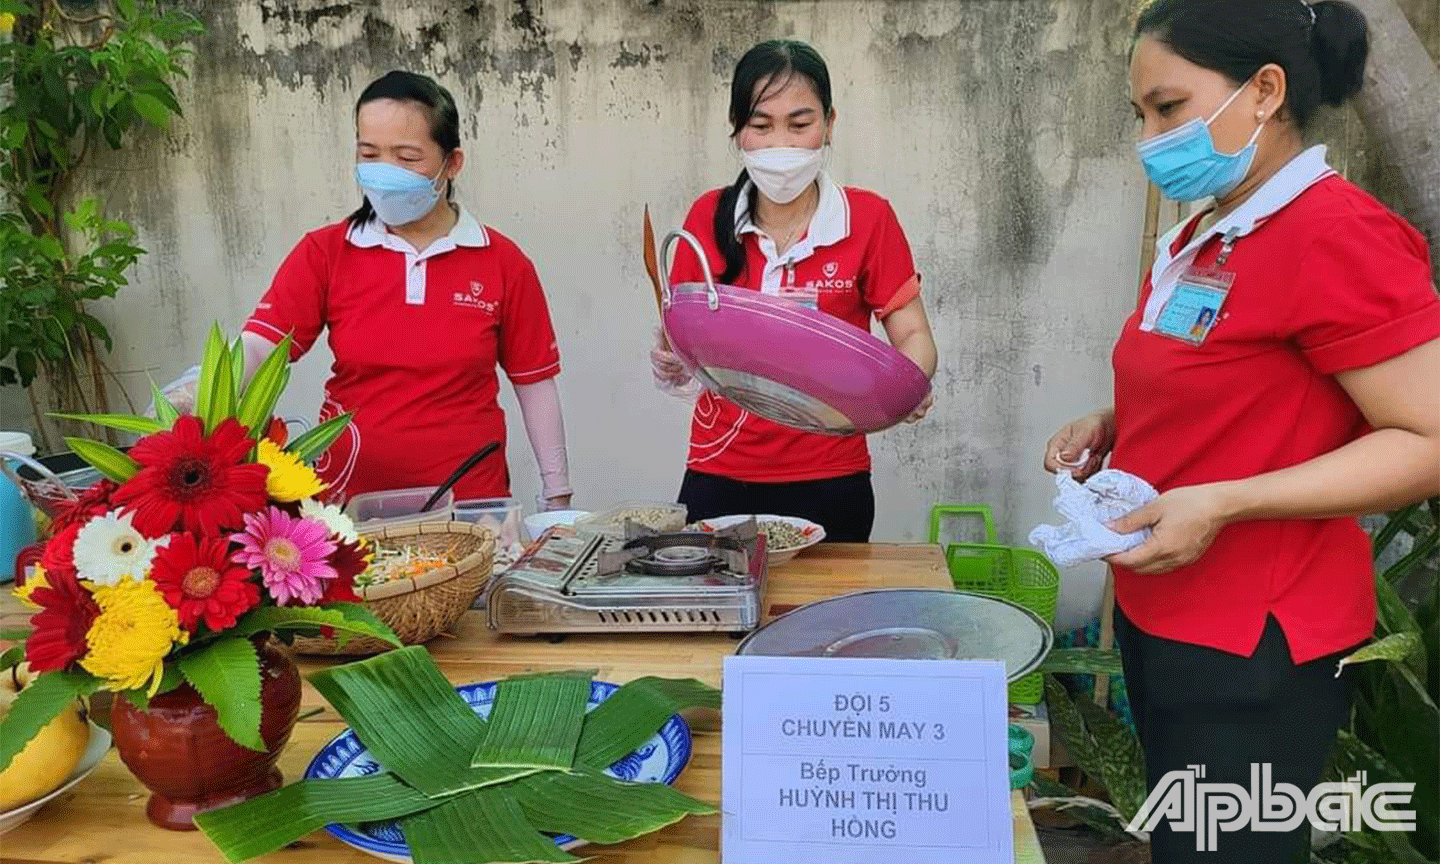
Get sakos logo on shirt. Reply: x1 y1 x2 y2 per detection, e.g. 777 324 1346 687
453 280 498 313
807 261 854 292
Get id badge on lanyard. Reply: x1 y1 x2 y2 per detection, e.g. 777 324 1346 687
777 263 819 310
1153 228 1238 346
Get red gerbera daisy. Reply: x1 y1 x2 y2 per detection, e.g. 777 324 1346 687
25 566 102 673
149 532 262 632
49 479 119 536
39 522 82 583
321 539 369 603
114 415 269 537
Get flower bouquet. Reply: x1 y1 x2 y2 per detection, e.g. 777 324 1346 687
0 324 400 829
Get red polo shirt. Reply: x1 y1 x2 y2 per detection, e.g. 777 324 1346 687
1110 170 1440 663
244 209 561 502
669 175 921 482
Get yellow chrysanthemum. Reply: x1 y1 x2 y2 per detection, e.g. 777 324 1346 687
81 577 187 696
0 14 15 36
14 565 49 608
256 438 326 503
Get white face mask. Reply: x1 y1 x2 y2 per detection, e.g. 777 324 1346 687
741 146 824 204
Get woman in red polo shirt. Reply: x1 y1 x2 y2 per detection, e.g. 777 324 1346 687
652 40 938 542
1045 2 1439 861
163 71 573 508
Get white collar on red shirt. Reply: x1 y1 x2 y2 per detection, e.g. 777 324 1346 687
345 205 490 256
731 170 851 294
1141 145 1335 330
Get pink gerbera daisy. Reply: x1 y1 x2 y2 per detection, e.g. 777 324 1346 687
231 508 337 605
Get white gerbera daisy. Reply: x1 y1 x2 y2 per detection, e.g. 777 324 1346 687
72 510 168 586
300 498 359 544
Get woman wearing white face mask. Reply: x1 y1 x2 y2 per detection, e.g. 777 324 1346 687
160 71 574 509
653 40 938 542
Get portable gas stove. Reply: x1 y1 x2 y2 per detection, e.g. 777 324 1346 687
486 519 768 635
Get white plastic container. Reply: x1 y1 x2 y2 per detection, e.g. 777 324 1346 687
523 509 590 539
453 498 525 547
343 486 455 530
576 500 689 534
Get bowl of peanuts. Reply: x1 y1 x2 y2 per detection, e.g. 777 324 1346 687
690 514 826 567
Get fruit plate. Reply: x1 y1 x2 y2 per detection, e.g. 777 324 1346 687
0 721 111 835
304 679 693 863
692 514 825 567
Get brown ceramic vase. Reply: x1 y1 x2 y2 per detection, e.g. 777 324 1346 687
110 638 301 830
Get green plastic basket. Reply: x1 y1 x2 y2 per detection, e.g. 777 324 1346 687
929 505 1061 705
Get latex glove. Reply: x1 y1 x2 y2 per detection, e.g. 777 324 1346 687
651 330 701 401
542 494 573 512
149 364 201 416
1044 410 1115 480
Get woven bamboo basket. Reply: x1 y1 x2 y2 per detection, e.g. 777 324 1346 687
292 521 494 656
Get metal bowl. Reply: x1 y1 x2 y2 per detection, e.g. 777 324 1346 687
660 230 931 436
734 589 1053 683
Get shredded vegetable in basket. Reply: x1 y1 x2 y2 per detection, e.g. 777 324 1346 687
357 540 469 588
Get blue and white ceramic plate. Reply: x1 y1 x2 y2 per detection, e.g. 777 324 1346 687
304 680 693 863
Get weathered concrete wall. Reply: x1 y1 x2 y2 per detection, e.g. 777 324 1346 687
7 0 1437 630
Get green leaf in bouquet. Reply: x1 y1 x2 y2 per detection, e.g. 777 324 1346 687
50 412 164 435
285 413 352 463
149 379 180 428
64 436 139 482
201 341 239 434
179 637 263 751
514 769 716 844
0 627 32 642
193 323 229 432
308 646 529 797
236 333 293 442
231 603 401 649
0 646 24 672
472 671 592 769
194 773 441 864
575 677 720 770
0 670 101 772
121 664 185 710
230 337 247 402
1038 648 1125 677
402 786 579 864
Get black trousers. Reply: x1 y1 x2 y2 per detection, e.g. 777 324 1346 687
677 469 875 543
1115 607 1357 864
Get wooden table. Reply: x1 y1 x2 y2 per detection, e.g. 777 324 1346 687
0 544 1044 864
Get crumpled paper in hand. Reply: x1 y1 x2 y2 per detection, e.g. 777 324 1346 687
1028 469 1159 568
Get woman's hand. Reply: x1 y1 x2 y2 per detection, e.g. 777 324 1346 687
904 393 935 423
1044 409 1115 480
1105 483 1236 575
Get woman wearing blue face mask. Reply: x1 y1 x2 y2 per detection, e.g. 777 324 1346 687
1045 2 1439 862
161 71 573 509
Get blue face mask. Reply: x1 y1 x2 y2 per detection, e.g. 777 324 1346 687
355 161 446 226
1136 81 1264 202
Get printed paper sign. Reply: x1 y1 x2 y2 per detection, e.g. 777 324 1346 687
721 655 1012 864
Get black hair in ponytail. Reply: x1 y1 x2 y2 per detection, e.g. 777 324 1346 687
1134 0 1369 132
714 40 833 284
348 70 462 227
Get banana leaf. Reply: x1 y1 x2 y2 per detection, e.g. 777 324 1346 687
514 769 716 844
575 676 720 769
402 786 579 864
472 671 592 769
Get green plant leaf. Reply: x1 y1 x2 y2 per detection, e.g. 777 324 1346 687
1043 675 1104 789
229 337 246 401
115 0 137 21
1074 697 1147 823
122 664 185 710
63 436 140 482
0 646 23 672
1376 567 1420 637
235 334 292 442
307 646 520 797
150 379 180 427
402 786 579 864
231 603 401 648
51 412 164 435
193 324 228 432
514 769 716 844
0 627 32 641
285 413 352 463
179 638 263 751
1039 648 1125 677
1340 633 1424 675
194 774 442 864
472 671 592 769
0 671 100 772
575 676 721 770
1029 773 1133 843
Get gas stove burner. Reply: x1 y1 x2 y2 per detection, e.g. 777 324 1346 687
632 544 722 577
